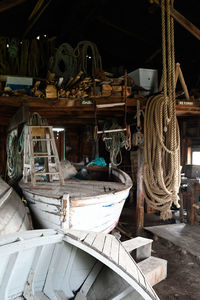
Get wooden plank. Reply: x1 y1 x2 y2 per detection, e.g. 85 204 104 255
31 127 46 136
170 6 200 41
8 104 29 131
151 0 200 40
144 223 200 259
102 235 113 257
66 230 89 241
74 261 102 299
122 237 153 259
92 233 106 253
65 235 158 299
83 232 97 246
0 252 20 299
110 236 120 264
138 256 167 287
136 146 144 235
0 0 27 13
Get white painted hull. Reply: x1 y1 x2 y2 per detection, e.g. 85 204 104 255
0 178 32 236
0 229 159 299
20 168 132 233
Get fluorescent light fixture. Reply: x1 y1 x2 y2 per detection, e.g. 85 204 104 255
53 127 65 132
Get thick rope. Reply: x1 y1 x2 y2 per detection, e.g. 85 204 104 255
51 43 77 81
143 0 181 220
74 41 102 76
103 121 125 167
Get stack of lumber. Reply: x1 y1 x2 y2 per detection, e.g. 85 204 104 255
43 69 138 100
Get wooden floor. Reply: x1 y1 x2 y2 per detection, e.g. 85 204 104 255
144 223 200 259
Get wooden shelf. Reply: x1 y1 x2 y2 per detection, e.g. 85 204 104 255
0 95 200 126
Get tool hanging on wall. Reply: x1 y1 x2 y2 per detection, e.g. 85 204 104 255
93 71 131 166
143 0 181 220
132 100 144 146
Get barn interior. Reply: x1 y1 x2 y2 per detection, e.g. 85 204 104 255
0 0 200 299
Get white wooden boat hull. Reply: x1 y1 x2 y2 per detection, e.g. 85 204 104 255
0 229 159 299
20 168 132 233
0 178 32 236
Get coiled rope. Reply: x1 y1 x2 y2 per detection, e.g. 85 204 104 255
74 40 102 76
103 121 125 167
51 43 77 81
143 0 181 220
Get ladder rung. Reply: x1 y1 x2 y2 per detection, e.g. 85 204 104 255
32 139 53 141
97 128 127 134
33 155 56 158
33 152 48 155
29 126 51 128
34 172 60 175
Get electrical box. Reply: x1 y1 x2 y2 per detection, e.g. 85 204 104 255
128 68 158 96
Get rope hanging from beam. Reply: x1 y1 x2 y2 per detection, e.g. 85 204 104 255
143 0 181 220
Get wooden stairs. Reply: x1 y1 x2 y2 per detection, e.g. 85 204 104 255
122 236 167 287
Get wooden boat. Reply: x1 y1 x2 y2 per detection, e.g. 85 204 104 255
19 166 132 233
0 177 32 236
0 229 159 299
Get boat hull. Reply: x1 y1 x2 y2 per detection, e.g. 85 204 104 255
0 178 32 236
20 167 132 233
23 188 130 232
0 229 159 299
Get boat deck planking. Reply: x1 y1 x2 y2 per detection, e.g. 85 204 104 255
20 179 125 199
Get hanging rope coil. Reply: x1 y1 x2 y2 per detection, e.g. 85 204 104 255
7 129 23 181
51 43 77 81
143 0 181 220
103 121 125 167
74 40 102 76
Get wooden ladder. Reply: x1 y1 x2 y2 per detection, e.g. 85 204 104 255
23 125 64 186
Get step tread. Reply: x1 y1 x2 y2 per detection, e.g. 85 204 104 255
122 236 153 252
138 256 167 287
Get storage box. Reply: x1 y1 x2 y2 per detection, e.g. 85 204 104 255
6 76 33 93
128 68 158 96
185 164 200 179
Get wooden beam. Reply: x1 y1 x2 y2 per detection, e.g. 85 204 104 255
150 0 200 40
170 6 200 41
136 146 144 235
8 105 29 131
0 0 27 13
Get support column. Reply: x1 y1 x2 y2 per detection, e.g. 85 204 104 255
136 146 144 235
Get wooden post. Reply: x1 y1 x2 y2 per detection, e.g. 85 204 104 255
136 146 144 235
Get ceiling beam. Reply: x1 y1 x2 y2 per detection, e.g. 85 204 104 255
150 0 200 40
0 0 27 13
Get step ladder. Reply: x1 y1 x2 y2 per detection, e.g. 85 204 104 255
23 125 64 187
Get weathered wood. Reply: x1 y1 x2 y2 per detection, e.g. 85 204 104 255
0 229 159 300
0 0 27 13
138 256 167 287
151 0 200 40
8 104 29 131
20 167 132 233
122 237 153 260
0 177 32 236
136 146 144 235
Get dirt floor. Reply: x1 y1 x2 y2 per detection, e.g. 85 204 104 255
118 205 200 300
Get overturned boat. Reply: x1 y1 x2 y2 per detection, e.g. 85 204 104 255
0 229 159 299
0 177 32 236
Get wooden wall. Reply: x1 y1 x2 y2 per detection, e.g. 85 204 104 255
0 126 7 177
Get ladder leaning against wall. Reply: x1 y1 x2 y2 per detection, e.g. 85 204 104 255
23 125 64 187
